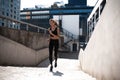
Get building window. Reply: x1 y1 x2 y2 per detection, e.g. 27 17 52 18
14 16 16 19
2 23 4 26
20 12 27 15
14 11 16 14
6 13 9 16
96 8 99 20
11 0 13 2
11 9 13 13
14 7 16 9
32 11 49 14
20 17 26 19
11 4 13 7
11 14 12 17
79 28 83 35
31 15 49 19
2 11 4 15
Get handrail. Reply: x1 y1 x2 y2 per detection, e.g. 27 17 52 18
0 15 79 41
0 15 48 34
61 27 78 40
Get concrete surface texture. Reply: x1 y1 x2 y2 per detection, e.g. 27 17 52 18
0 59 96 80
0 35 49 66
0 27 48 50
79 0 120 80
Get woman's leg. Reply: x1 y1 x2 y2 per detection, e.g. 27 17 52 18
54 40 59 67
49 46 53 65
54 47 58 62
49 40 54 71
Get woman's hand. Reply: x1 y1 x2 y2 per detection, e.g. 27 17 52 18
50 35 59 39
48 27 60 40
48 29 51 34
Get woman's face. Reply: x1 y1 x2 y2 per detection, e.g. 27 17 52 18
49 20 56 27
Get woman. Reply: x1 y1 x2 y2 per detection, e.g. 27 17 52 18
48 19 60 72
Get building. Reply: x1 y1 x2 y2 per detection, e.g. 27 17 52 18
67 0 87 6
20 0 93 49
20 9 50 29
21 6 93 41
0 0 20 29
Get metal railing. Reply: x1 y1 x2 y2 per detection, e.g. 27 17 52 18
60 27 79 51
0 15 48 34
0 15 79 41
87 0 106 38
61 27 78 40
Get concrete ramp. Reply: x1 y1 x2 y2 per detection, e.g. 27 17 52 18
0 59 96 80
79 0 120 80
0 35 49 66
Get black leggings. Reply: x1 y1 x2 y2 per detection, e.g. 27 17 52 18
49 39 59 65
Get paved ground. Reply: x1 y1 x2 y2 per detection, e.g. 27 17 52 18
38 51 79 67
0 52 96 80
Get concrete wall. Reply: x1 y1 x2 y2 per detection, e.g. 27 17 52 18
0 35 49 66
79 0 120 80
0 27 48 50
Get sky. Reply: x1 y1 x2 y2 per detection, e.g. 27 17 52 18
21 0 98 10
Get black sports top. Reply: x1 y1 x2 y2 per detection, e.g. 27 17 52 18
49 27 58 37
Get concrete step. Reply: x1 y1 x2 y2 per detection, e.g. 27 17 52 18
0 59 96 80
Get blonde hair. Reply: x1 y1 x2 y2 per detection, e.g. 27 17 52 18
49 19 59 27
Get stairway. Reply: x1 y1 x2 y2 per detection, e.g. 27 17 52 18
0 58 96 80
